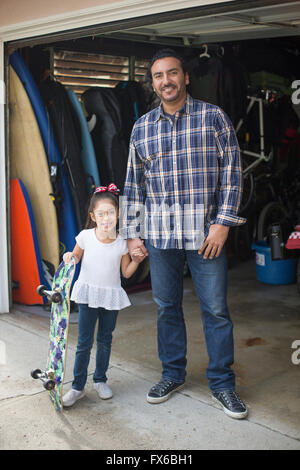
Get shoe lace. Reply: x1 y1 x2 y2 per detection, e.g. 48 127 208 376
152 378 174 393
220 390 245 407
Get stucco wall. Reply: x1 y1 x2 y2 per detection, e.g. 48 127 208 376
0 0 232 29
0 0 118 27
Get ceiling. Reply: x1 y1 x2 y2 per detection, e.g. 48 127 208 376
104 1 300 46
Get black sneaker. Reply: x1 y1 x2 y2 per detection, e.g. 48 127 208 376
212 390 248 419
147 378 184 404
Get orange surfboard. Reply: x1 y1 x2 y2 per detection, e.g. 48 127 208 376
10 179 46 305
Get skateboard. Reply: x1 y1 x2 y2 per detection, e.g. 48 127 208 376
31 258 76 412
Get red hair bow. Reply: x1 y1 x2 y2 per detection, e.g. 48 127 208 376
94 183 120 195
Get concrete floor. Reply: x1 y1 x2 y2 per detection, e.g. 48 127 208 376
0 259 300 450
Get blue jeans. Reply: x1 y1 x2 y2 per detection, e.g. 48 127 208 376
72 304 118 391
145 242 235 392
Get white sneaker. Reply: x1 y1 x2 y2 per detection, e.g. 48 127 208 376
94 382 113 399
63 388 85 407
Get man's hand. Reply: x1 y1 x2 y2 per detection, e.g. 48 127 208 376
128 238 148 263
198 224 230 259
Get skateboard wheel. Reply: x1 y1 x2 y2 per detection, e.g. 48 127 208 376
51 291 63 303
31 368 42 379
43 379 56 391
37 285 46 296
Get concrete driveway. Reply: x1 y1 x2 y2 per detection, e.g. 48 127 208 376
1 260 300 450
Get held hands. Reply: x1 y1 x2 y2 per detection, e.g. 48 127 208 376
122 241 148 278
198 224 230 259
130 248 147 264
128 239 148 264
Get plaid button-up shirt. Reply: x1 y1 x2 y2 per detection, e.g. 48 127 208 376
120 94 245 250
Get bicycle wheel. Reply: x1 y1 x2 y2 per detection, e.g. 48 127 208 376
257 201 289 241
239 157 254 214
233 216 255 261
240 172 254 214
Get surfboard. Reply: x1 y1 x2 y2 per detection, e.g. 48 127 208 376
39 78 89 229
82 87 128 193
9 51 78 257
66 88 100 193
9 66 60 272
10 179 47 305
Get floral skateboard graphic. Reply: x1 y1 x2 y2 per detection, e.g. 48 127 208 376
31 259 75 412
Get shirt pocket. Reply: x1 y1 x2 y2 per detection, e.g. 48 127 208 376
136 141 161 177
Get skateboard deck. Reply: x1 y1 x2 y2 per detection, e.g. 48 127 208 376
31 258 76 412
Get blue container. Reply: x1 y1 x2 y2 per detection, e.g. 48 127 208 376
252 241 297 285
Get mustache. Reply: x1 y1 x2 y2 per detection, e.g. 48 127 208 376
161 84 177 91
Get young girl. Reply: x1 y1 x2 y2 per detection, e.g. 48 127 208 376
62 183 144 407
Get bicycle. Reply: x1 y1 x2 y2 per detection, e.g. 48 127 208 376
256 163 300 243
236 89 282 214
231 88 299 261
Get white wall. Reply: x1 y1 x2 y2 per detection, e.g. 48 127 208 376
0 0 233 35
0 39 9 314
0 0 120 27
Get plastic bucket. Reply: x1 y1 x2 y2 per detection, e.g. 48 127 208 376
252 241 297 285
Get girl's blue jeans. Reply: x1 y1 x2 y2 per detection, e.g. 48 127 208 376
72 304 118 391
145 242 235 392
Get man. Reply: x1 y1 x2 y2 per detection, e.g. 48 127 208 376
121 48 248 419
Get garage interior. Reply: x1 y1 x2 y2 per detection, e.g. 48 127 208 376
5 0 300 445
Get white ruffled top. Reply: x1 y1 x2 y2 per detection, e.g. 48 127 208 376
70 229 131 310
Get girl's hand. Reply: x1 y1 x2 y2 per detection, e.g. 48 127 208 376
131 248 146 264
62 244 83 265
63 252 74 264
